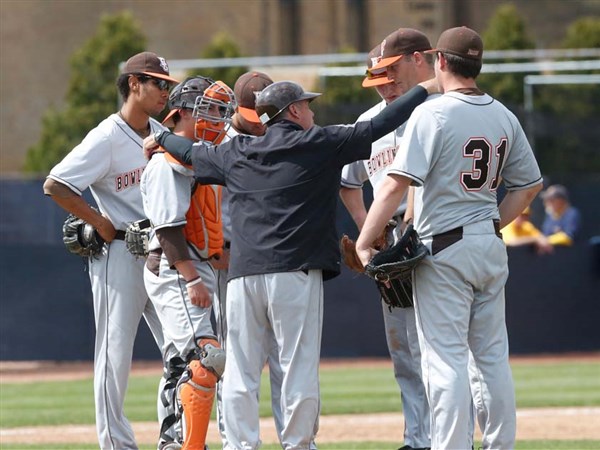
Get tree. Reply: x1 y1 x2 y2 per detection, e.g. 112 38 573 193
188 32 248 89
311 45 379 125
24 11 146 173
562 16 600 48
530 17 600 176
478 3 535 106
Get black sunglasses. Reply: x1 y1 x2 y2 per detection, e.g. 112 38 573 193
137 75 171 91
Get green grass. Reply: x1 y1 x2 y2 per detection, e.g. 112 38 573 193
1 359 599 449
1 360 600 428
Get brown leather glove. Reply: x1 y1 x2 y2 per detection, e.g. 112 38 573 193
340 234 365 273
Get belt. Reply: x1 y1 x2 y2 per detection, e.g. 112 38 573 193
431 220 501 256
114 230 126 240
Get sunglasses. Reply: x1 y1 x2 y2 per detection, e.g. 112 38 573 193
137 75 172 91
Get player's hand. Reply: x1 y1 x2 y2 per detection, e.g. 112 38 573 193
209 249 229 271
95 215 118 243
187 281 211 308
143 135 160 160
356 244 378 268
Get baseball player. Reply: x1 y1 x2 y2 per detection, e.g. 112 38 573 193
43 52 178 450
144 77 438 449
340 29 435 450
356 27 543 449
141 77 235 450
214 71 308 448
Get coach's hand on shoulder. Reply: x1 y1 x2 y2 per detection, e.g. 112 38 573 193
143 135 161 160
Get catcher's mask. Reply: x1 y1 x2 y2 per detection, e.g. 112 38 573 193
163 76 214 128
255 81 321 125
193 80 236 144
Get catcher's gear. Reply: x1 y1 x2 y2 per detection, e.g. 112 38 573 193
255 81 321 124
62 213 105 258
177 337 224 450
193 80 236 144
162 76 215 127
124 218 152 258
364 224 428 309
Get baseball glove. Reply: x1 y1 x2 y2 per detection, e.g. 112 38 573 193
364 224 428 309
340 234 365 273
339 220 397 273
62 213 105 258
124 219 152 258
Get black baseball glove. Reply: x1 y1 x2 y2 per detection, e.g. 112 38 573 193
364 224 428 309
62 213 105 258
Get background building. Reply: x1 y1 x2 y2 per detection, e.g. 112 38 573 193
1 0 599 173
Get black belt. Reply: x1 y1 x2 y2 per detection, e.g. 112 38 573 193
431 220 501 256
114 230 126 240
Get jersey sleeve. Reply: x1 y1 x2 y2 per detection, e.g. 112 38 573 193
47 128 112 195
141 155 191 230
388 106 441 186
341 160 368 188
500 123 542 190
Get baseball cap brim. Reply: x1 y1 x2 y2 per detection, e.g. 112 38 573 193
162 109 179 127
238 105 261 123
362 74 393 88
141 71 180 84
368 55 403 73
299 92 322 102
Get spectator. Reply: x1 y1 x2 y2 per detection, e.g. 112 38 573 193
502 206 553 254
541 184 581 246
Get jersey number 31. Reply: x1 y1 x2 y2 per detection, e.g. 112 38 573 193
461 138 507 192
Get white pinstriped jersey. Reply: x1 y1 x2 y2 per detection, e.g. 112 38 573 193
47 113 166 230
389 92 542 238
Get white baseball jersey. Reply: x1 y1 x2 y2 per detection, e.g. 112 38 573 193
392 91 542 449
47 113 167 450
140 152 216 355
390 92 542 238
141 151 217 446
341 100 408 216
48 114 163 230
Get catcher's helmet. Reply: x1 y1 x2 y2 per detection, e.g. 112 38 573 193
193 80 236 144
163 76 214 127
255 81 321 125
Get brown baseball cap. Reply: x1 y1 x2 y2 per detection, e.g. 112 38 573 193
362 44 394 88
234 71 274 123
369 28 432 72
122 51 179 83
426 26 483 61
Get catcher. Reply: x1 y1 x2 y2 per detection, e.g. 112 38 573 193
340 223 427 309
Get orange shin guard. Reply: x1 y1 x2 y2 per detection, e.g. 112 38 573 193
179 337 224 450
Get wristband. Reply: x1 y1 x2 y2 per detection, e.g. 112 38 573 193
186 276 203 288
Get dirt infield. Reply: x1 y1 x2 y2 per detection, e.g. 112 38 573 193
2 354 600 445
